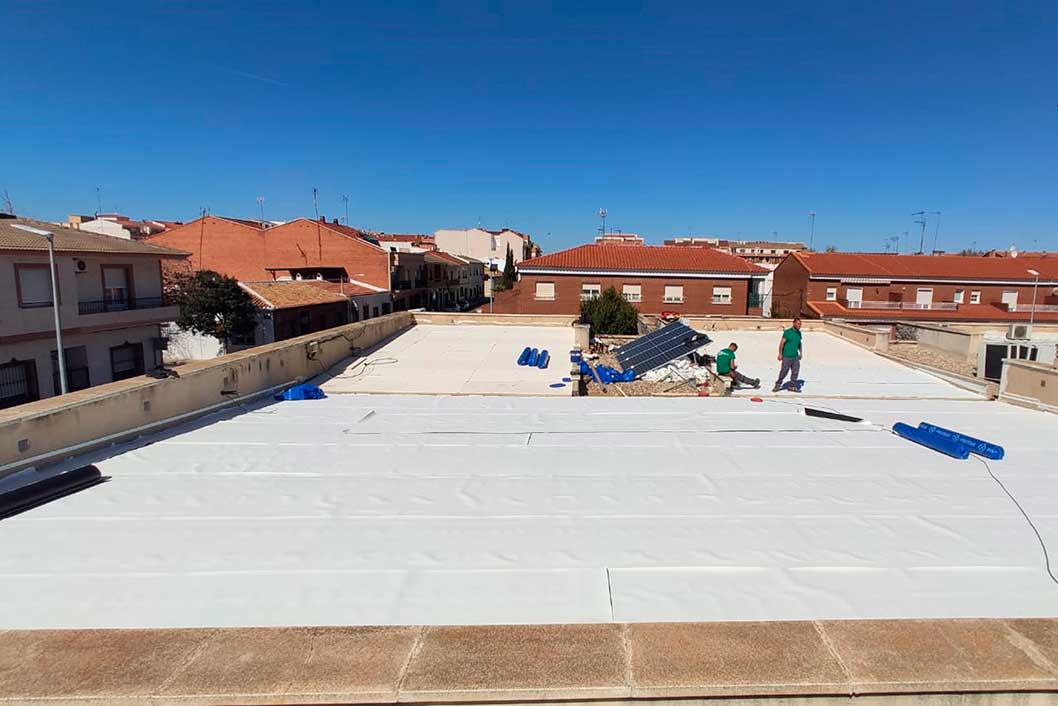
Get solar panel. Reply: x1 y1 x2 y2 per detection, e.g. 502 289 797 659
614 322 711 375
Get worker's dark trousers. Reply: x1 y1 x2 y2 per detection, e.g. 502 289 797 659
727 370 757 387
775 356 800 386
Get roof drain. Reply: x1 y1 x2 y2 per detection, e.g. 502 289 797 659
0 465 108 520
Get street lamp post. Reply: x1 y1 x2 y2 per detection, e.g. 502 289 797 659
13 224 67 393
1027 269 1041 329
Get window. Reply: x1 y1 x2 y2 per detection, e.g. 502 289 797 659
711 286 732 305
0 360 39 409
535 282 556 301
15 264 54 308
845 287 863 308
915 288 934 308
102 265 132 309
663 285 684 303
954 289 964 304
580 283 601 301
490 235 499 251
970 290 981 304
1001 290 1018 310
825 287 837 301
51 346 91 394
622 284 641 302
110 342 145 381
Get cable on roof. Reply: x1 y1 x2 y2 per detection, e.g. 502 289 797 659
976 456 1058 589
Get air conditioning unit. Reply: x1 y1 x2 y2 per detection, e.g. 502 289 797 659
1007 323 1031 340
74 259 87 273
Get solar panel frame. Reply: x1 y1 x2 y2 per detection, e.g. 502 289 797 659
614 322 710 375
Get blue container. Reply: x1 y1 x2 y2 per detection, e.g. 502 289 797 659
918 423 1005 460
527 348 539 367
517 347 532 366
537 350 550 369
892 422 970 459
570 350 582 363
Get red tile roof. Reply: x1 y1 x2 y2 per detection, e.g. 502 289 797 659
239 281 351 310
374 233 435 243
519 244 767 275
808 300 1058 322
427 251 469 265
794 252 1058 282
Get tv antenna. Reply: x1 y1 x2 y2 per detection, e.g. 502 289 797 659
931 211 942 253
597 208 607 236
808 211 816 250
886 234 901 253
340 194 350 225
911 211 927 253
256 196 265 226
95 186 103 217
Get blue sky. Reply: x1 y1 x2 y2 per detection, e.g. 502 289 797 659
3 1 1056 252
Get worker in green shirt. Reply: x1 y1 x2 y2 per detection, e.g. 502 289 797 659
715 342 760 390
773 318 803 392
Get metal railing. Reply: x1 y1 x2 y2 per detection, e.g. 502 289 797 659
1010 303 1058 313
78 297 167 315
748 293 764 307
851 300 958 311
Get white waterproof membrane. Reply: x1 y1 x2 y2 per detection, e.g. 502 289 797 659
2 393 1057 628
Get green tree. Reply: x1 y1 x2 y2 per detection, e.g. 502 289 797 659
501 243 516 290
580 286 639 335
166 270 258 346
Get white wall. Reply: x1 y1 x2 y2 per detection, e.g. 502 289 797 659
77 220 133 239
435 228 529 266
2 324 162 399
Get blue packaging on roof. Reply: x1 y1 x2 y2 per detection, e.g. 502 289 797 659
275 383 327 401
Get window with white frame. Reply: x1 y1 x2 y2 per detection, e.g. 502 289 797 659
970 290 981 304
580 283 601 301
712 286 732 304
15 264 54 307
954 289 964 304
663 285 684 303
826 287 837 301
534 281 555 300
622 284 641 302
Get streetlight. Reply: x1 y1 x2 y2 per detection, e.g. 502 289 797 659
1027 268 1041 328
13 224 67 394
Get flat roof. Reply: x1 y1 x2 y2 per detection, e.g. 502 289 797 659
320 324 576 396
2 388 1056 629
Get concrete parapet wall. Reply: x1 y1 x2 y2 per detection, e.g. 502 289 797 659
642 315 819 332
822 320 890 351
2 618 1057 705
907 323 982 362
1000 359 1058 413
413 312 579 327
0 313 414 474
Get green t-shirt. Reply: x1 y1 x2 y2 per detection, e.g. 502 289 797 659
781 327 802 358
716 348 735 374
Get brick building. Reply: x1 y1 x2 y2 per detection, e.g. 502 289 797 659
773 251 1058 322
666 237 807 268
489 243 768 315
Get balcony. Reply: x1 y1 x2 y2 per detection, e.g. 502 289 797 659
846 300 958 311
748 293 764 308
78 296 167 315
1009 303 1058 313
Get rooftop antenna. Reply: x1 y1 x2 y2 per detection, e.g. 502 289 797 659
886 234 901 253
931 211 942 253
95 186 103 217
808 211 816 250
902 231 909 253
313 187 322 260
911 211 927 254
1 188 13 214
340 194 349 225
256 196 265 226
597 208 607 236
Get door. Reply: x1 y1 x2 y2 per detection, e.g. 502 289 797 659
102 266 131 310
1001 290 1018 310
916 288 933 307
845 287 862 308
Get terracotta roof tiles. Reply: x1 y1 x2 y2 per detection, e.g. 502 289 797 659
796 252 1058 282
519 243 766 275
0 218 190 257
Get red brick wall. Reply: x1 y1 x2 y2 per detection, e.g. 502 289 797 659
490 274 758 315
148 217 391 291
804 280 1058 308
771 257 810 317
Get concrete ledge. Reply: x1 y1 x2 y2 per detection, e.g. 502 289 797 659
3 619 1058 705
412 312 579 327
0 313 414 475
1000 359 1058 414
822 320 890 351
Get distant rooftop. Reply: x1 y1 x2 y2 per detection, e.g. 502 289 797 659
0 217 189 257
520 243 768 275
795 251 1058 281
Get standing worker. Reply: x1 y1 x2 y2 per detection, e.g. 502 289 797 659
715 343 760 389
773 318 803 392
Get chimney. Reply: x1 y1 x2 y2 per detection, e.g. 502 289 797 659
333 218 339 225
319 216 326 223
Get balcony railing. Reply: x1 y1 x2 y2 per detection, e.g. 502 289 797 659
1010 303 1058 313
845 300 958 311
78 297 167 315
748 293 764 308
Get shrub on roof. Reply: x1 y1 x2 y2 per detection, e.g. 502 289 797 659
166 269 258 347
580 286 638 336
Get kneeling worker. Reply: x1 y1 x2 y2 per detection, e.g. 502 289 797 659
715 343 760 390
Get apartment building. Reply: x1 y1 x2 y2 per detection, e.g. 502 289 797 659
68 213 181 239
773 251 1058 322
489 243 768 315
434 227 540 296
1 216 188 408
666 237 807 268
425 251 486 307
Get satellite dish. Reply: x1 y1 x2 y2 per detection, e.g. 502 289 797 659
598 208 607 219
1009 244 1018 259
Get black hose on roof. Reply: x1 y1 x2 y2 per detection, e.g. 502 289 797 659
0 465 108 520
